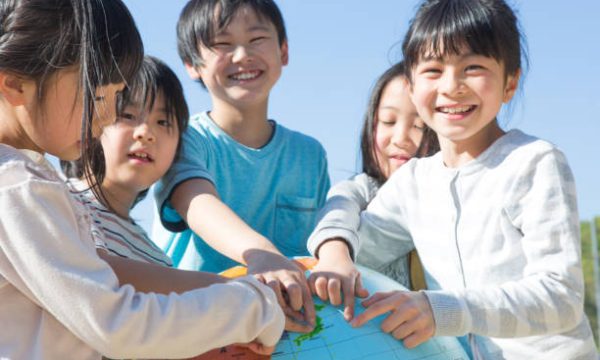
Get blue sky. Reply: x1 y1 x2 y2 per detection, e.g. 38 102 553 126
123 0 600 232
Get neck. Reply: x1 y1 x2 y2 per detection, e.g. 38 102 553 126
0 101 41 152
209 98 273 149
93 179 138 219
439 121 505 168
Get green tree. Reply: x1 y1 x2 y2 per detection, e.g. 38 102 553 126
581 216 600 348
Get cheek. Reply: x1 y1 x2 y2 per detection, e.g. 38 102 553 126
410 130 424 149
374 125 391 152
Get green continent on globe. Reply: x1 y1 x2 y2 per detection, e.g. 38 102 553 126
292 304 326 346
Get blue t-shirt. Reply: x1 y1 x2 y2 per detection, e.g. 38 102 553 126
153 111 330 272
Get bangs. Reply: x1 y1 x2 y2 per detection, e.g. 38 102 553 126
403 0 521 77
118 56 189 133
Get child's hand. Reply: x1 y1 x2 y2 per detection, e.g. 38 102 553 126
350 290 435 348
235 341 275 356
246 250 316 333
308 239 369 321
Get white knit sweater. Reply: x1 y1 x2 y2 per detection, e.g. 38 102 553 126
319 130 596 359
0 144 284 359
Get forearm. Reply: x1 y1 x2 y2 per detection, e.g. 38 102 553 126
308 175 373 258
172 179 282 264
98 250 227 294
426 270 585 338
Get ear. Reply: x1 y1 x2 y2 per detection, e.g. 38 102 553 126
280 40 289 66
0 71 30 106
503 70 520 103
184 63 202 81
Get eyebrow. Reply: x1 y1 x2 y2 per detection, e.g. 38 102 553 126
420 51 477 62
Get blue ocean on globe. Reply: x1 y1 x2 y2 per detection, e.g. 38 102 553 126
271 264 470 360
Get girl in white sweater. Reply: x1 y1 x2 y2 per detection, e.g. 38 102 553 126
0 1 283 358
311 0 596 358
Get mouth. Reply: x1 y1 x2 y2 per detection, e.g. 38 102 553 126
229 70 262 82
128 151 153 162
390 154 411 163
436 105 477 115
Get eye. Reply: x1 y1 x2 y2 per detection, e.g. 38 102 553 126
250 36 267 44
378 118 396 127
116 112 136 123
211 41 232 49
465 64 485 73
157 119 173 128
413 123 425 131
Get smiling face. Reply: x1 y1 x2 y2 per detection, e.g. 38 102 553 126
185 6 288 108
374 76 425 179
100 91 179 196
410 48 518 158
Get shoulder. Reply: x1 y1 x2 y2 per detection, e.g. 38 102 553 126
275 123 326 154
494 130 569 171
0 145 63 188
333 173 380 201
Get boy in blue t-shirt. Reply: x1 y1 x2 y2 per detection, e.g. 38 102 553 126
153 0 330 330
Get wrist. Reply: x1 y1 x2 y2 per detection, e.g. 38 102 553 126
316 238 352 261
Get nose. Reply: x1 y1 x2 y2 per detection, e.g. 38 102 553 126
232 45 252 63
438 70 465 96
390 121 411 147
133 122 155 143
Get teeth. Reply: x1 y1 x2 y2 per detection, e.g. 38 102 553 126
231 71 259 80
132 152 148 159
440 106 473 114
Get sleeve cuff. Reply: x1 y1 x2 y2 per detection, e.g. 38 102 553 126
423 290 470 336
307 227 359 260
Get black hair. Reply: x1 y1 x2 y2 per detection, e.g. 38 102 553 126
360 62 439 185
177 0 286 87
62 55 190 208
402 0 527 81
0 0 144 204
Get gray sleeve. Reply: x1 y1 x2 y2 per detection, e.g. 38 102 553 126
307 174 374 259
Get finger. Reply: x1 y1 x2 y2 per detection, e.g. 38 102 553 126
266 279 287 310
390 319 414 340
354 274 370 298
300 277 316 326
283 281 303 311
282 303 305 322
351 294 396 328
361 291 394 307
284 314 314 333
380 306 414 333
307 273 318 295
239 342 274 356
342 276 356 321
327 277 342 306
314 276 329 302
402 328 433 349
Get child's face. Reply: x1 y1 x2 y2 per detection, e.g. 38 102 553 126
410 49 518 149
21 68 123 160
185 6 288 107
100 91 179 194
374 77 425 179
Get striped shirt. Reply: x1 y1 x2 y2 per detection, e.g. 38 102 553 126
327 130 597 359
68 179 172 267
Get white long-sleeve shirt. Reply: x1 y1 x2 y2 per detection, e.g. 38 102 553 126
0 144 284 359
320 130 596 359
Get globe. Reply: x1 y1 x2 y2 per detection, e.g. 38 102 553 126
192 258 469 360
